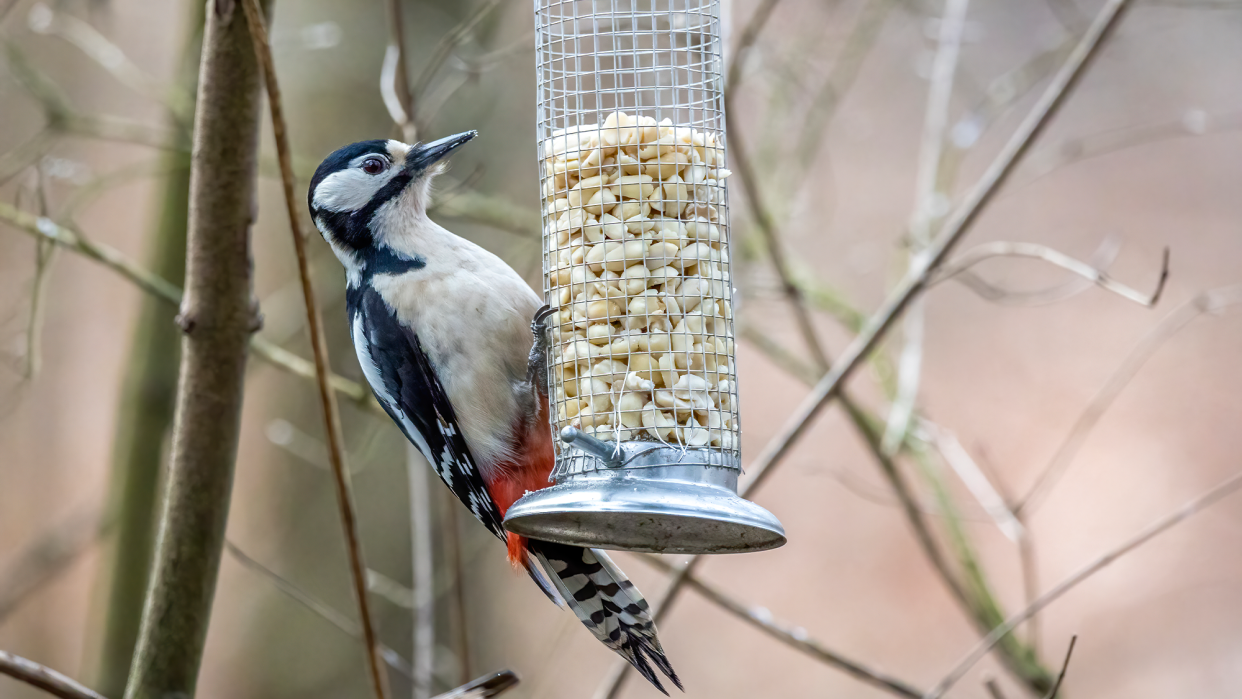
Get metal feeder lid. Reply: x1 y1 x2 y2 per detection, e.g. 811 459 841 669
503 428 786 555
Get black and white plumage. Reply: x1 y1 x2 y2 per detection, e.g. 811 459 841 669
308 133 681 694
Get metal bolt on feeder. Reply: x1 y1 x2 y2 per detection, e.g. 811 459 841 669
502 0 786 554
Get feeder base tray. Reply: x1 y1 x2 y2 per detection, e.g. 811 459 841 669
503 464 786 554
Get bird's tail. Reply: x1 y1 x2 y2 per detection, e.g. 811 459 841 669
529 539 682 695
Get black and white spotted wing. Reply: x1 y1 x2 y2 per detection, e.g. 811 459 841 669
348 285 506 540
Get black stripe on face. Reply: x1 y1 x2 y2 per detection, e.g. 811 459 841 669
308 139 406 251
307 140 391 211
319 169 414 251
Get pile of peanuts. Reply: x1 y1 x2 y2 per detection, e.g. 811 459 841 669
541 111 738 450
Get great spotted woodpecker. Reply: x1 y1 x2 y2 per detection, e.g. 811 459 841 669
308 132 681 693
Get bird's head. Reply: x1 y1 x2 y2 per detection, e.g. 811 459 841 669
307 131 476 270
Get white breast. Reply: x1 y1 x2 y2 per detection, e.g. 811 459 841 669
370 222 541 476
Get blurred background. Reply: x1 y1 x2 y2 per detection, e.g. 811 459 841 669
0 0 1239 698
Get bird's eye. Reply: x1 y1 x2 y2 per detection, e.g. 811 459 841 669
361 157 387 175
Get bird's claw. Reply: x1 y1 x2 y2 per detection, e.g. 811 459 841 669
531 304 555 334
527 304 554 399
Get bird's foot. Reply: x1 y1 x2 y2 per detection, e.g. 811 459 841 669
527 304 554 398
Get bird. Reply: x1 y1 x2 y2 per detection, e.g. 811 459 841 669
307 131 681 694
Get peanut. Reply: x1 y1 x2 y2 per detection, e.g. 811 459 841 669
543 112 738 448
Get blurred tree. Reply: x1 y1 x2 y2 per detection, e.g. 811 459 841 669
90 4 203 696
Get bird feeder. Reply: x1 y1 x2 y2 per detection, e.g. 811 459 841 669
502 0 786 554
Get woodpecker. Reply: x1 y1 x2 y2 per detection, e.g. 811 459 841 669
308 132 681 694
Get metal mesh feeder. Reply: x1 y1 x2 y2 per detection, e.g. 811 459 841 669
502 0 786 554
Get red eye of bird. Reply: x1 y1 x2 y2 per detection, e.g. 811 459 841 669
361 157 387 175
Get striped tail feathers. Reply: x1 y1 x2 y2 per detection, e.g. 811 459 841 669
530 540 683 695
521 543 566 607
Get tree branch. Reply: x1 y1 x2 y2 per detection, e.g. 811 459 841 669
239 2 389 696
123 1 268 695
0 650 108 699
1017 285 1242 515
0 201 375 408
0 508 105 624
605 0 1135 693
638 555 924 698
934 242 1169 307
926 470 1242 698
1039 636 1076 699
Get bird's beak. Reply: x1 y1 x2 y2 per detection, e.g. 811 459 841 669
406 131 477 172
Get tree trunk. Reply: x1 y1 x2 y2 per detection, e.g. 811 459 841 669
92 7 203 695
123 1 268 696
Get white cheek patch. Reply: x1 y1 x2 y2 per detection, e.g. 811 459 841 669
313 168 396 212
386 140 410 167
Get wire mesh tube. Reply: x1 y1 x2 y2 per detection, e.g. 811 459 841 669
536 0 740 474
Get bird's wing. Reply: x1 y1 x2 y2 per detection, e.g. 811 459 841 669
351 285 507 539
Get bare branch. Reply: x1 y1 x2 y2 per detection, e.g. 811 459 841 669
241 2 388 697
925 470 1242 699
934 242 1169 307
1017 285 1242 515
408 446 436 699
21 165 56 379
223 541 418 682
638 555 924 698
725 0 832 374
428 182 540 238
611 0 1135 692
1039 636 1077 699
917 421 1023 542
0 201 376 407
1016 110 1242 190
412 0 503 107
123 0 266 694
0 650 107 699
883 0 971 455
983 677 1009 699
0 508 105 624
382 0 417 141
791 0 896 177
27 3 194 122
950 235 1122 306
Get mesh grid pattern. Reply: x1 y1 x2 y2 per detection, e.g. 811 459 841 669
535 0 741 472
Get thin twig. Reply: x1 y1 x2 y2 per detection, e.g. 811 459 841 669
0 200 377 408
412 0 503 103
22 165 56 379
950 235 1122 307
28 3 194 123
223 541 418 682
382 0 417 141
725 0 831 374
408 446 436 699
1017 285 1242 515
638 555 924 699
934 242 1169 307
1039 636 1077 699
1015 110 1242 190
441 492 472 684
884 0 970 455
917 421 1023 542
1016 518 1041 647
0 508 105 624
240 3 388 698
791 0 895 178
608 0 1134 693
983 677 1008 699
0 650 107 699
925 470 1242 699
